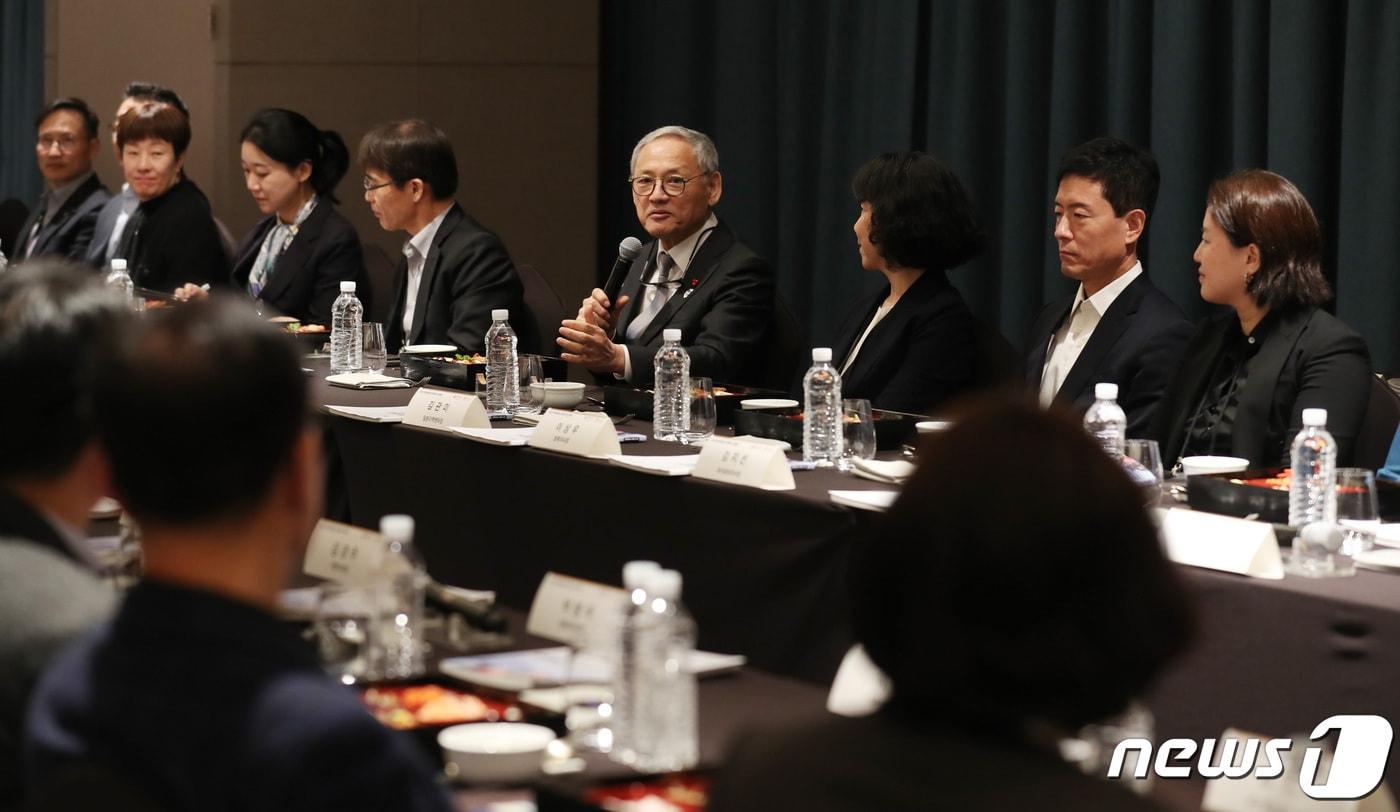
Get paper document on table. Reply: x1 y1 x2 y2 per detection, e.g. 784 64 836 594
852 458 915 484
1370 523 1400 549
450 426 536 446
324 404 408 423
1155 508 1283 579
829 489 899 512
325 372 416 390
441 646 746 694
607 453 701 476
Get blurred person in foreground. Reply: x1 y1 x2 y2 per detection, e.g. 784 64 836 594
23 297 452 811
13 98 110 262
1152 170 1370 469
710 396 1193 811
0 261 123 810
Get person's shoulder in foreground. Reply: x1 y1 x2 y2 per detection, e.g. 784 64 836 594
709 711 1165 812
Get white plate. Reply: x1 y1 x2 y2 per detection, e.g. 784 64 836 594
401 344 457 355
740 398 798 410
1370 524 1400 549
1354 549 1400 572
90 496 122 519
915 420 951 434
1181 455 1250 476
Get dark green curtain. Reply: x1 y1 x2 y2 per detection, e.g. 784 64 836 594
599 0 1400 372
0 0 45 248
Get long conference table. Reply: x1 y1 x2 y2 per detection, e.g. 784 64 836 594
314 362 1400 781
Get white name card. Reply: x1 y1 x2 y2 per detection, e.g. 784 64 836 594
526 409 621 459
692 435 796 491
402 387 489 432
526 572 629 649
1155 508 1283 579
303 519 385 585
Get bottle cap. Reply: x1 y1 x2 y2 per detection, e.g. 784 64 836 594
379 514 414 542
1095 382 1118 401
646 569 682 601
812 347 833 363
492 309 509 321
663 328 682 342
109 258 127 271
1302 408 1328 427
340 281 356 293
622 560 661 590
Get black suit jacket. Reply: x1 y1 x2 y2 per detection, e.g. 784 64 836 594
1025 273 1193 435
709 711 1164 812
119 178 230 292
231 202 368 325
1152 306 1372 468
830 270 977 414
14 174 111 262
84 186 136 267
384 204 524 353
614 218 774 387
24 580 453 811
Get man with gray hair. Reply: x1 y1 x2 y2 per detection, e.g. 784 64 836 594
558 125 774 386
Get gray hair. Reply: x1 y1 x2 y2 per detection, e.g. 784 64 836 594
629 125 720 175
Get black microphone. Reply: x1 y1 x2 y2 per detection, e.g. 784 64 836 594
602 236 644 304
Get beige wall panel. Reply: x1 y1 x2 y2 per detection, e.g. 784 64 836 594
418 64 597 306
417 0 597 65
48 0 217 209
221 0 418 65
216 64 423 252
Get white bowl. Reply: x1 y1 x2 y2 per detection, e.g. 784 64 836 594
530 381 585 408
739 398 799 410
915 420 952 434
1180 455 1250 476
438 722 555 784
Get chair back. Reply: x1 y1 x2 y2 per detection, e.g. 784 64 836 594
1352 374 1400 470
516 262 566 357
747 294 807 391
0 198 30 257
361 242 397 325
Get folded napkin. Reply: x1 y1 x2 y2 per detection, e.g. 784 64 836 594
450 426 535 446
325 372 417 390
324 404 408 423
852 458 916 484
607 453 701 476
829 489 899 512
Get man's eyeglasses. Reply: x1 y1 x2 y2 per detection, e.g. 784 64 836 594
37 135 82 153
629 173 708 197
362 176 395 193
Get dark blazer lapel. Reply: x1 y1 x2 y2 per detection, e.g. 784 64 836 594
832 288 882 373
260 205 327 304
30 175 103 256
1025 299 1072 385
1232 309 1308 461
1160 317 1229 460
615 245 654 338
1054 275 1148 405
409 204 464 344
232 216 274 290
15 206 42 258
638 222 735 346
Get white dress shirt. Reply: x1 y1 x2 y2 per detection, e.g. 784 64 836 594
619 213 718 382
401 207 452 342
1039 261 1142 404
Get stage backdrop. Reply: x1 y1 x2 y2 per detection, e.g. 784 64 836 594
598 0 1400 373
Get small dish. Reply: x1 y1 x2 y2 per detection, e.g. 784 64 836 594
90 496 122 520
531 381 586 409
401 344 458 355
915 420 951 434
439 722 555 784
1181 455 1250 476
740 398 799 410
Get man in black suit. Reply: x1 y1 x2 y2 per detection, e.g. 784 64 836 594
14 99 111 262
0 262 122 809
360 119 524 353
559 126 774 387
1025 136 1192 434
24 297 452 811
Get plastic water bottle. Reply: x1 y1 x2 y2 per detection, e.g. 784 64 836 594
1289 408 1338 527
485 309 519 418
612 559 661 762
379 514 427 679
1084 382 1127 457
624 569 698 773
803 347 843 467
653 328 690 441
329 280 363 373
105 258 136 310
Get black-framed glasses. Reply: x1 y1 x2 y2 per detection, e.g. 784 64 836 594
628 173 708 197
362 176 394 193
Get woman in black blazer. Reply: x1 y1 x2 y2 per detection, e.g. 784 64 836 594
1153 170 1371 469
829 152 986 414
177 109 367 324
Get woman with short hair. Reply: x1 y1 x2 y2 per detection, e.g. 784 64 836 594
1153 170 1371 469
113 101 228 292
829 151 988 414
177 109 367 324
